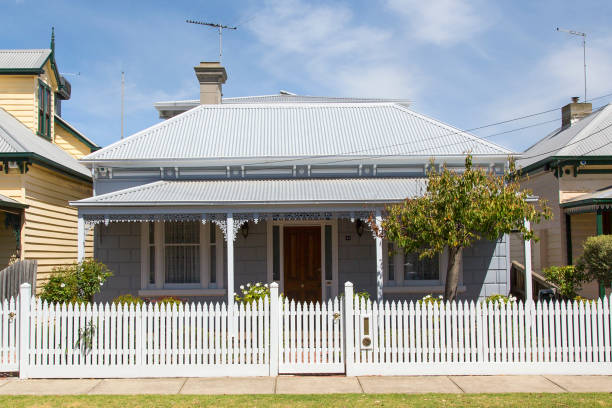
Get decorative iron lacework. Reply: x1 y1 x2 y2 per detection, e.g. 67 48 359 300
83 211 379 240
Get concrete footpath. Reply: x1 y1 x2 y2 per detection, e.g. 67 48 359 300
0 375 610 395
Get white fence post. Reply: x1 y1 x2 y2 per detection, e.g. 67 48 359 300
344 282 355 376
18 283 31 379
269 282 279 376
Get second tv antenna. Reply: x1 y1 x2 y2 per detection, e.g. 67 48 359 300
186 19 237 63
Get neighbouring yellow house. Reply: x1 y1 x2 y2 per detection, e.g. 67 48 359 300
0 30 98 288
513 98 612 299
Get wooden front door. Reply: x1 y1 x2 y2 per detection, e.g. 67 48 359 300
283 226 322 303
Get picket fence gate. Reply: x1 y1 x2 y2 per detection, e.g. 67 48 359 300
1 282 612 378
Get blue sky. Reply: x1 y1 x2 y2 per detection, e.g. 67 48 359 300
3 0 612 153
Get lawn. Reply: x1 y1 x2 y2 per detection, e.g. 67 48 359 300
0 393 611 408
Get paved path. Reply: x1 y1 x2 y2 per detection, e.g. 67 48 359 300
0 375 610 395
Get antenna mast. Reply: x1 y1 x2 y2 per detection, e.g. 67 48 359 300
121 71 125 140
556 27 587 102
186 19 237 63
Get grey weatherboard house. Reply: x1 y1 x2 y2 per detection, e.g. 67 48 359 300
71 62 513 305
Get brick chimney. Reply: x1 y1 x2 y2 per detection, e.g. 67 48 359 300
194 62 227 104
561 96 592 128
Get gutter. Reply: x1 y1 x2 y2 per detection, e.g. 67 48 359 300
0 152 91 182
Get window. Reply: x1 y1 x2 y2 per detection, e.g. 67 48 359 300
142 221 223 291
148 223 155 284
385 241 441 286
37 81 51 139
164 222 200 284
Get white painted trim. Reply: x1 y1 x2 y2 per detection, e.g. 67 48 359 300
154 221 164 289
200 222 209 288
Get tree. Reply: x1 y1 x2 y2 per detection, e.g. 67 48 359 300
577 235 612 298
371 155 551 301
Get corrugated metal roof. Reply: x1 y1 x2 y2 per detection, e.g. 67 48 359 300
0 108 90 178
84 103 511 163
562 185 612 205
519 104 612 169
72 178 426 206
0 49 51 70
154 93 410 111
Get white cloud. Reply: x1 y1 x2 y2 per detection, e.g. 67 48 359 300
385 0 487 45
245 0 417 98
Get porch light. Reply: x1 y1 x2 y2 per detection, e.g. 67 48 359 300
355 219 364 236
241 222 249 238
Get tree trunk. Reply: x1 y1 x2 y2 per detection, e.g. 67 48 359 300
444 246 463 301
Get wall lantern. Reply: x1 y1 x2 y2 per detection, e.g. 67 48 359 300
355 219 364 237
240 222 249 239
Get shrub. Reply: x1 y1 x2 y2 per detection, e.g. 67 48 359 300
483 294 517 306
112 294 144 307
235 282 270 304
155 297 183 309
419 294 444 306
577 235 612 290
40 259 112 304
543 265 588 299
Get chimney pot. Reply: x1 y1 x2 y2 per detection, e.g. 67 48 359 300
571 96 579 103
194 62 227 105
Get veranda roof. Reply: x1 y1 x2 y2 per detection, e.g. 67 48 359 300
561 185 612 214
71 177 427 208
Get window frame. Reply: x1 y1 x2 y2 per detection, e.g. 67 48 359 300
37 80 52 140
383 240 451 288
140 221 224 292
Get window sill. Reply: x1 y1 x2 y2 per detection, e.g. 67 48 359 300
138 288 226 297
383 285 466 294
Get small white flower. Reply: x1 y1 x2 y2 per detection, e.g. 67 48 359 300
60 283 66 288
240 285 244 290
438 295 443 299
247 283 251 287
264 284 269 288
233 292 237 296
100 283 103 286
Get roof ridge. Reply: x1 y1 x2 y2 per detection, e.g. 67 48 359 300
560 104 612 153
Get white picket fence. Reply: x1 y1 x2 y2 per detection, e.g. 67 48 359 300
348 294 612 375
1 282 612 378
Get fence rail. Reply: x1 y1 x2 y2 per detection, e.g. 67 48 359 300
1 282 612 377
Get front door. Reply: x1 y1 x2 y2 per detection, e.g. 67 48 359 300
283 226 322 303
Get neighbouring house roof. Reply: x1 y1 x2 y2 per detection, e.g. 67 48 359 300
518 104 612 171
153 92 412 118
82 103 512 164
54 115 99 150
561 185 612 213
72 177 427 207
0 49 51 71
0 108 91 179
0 193 27 210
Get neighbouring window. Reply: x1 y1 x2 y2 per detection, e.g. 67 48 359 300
37 80 51 139
164 221 200 284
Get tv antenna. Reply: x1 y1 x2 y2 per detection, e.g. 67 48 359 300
556 27 587 102
186 19 237 63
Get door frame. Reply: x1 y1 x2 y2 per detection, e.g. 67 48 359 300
267 219 339 302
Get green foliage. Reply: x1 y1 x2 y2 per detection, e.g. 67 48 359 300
235 282 270 303
156 297 183 309
543 265 588 299
483 294 517 305
74 321 96 354
112 294 145 307
40 259 112 304
354 290 370 301
577 235 612 288
418 294 444 306
373 155 551 300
